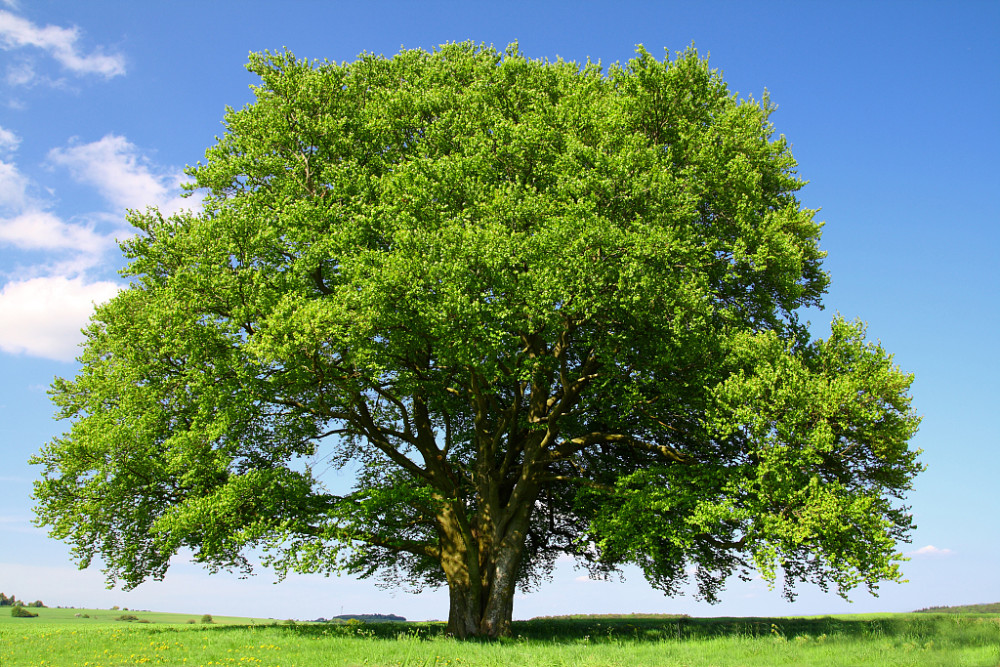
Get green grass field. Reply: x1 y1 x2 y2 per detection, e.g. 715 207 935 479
0 606 274 626
2 609 998 666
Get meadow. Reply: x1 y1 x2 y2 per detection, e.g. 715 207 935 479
2 608 998 666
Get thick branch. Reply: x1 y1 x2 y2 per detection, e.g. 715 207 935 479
351 395 434 483
546 432 690 464
537 474 615 493
299 523 441 560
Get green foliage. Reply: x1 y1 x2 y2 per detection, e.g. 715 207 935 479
0 593 26 607
114 613 140 621
334 613 407 622
200 614 214 624
11 605 38 618
30 42 922 636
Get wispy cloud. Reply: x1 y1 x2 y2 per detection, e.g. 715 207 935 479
0 10 125 80
908 545 955 558
0 209 110 255
48 134 191 216
0 135 194 362
1 149 116 268
0 124 18 154
5 58 34 87
0 158 31 210
0 514 42 535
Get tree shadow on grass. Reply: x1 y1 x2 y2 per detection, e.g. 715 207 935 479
178 613 1000 649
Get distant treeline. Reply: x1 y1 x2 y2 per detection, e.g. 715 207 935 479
529 613 691 621
330 614 407 622
915 602 1000 614
0 593 45 608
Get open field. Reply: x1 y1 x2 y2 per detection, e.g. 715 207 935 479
2 611 998 666
0 606 271 626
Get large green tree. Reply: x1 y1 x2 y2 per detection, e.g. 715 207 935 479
32 43 921 638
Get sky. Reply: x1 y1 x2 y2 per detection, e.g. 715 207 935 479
1 0 998 622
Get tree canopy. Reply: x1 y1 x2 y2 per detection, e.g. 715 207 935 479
31 43 921 638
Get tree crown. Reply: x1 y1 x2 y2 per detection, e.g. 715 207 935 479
32 44 919 628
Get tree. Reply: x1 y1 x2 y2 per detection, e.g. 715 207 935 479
11 605 38 618
31 43 922 639
0 593 29 607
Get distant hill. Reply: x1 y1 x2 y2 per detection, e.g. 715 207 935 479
332 613 406 622
914 602 1000 614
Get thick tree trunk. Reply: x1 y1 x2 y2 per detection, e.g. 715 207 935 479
476 543 521 638
443 547 522 639
438 502 483 638
445 578 481 638
440 497 533 638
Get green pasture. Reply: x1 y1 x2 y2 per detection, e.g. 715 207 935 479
2 612 998 666
0 606 269 625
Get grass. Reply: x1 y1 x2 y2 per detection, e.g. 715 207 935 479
1 610 998 666
0 606 270 625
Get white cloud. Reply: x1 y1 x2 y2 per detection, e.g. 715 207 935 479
1 155 116 270
908 545 955 558
0 124 18 154
0 275 119 361
0 209 109 255
5 59 39 87
0 158 117 362
0 10 125 79
0 135 194 362
48 134 192 216
0 158 30 210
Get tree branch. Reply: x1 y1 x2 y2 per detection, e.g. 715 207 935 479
546 432 690 464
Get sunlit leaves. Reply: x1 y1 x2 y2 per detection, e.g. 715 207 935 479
30 43 919 624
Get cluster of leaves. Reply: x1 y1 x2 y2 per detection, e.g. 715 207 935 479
29 42 922 632
11 605 38 618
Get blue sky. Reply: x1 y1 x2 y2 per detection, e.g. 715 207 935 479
1 1 997 621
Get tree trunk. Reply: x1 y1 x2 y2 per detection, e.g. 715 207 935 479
439 498 533 638
476 541 521 638
438 502 483 638
445 577 481 638
443 546 523 639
